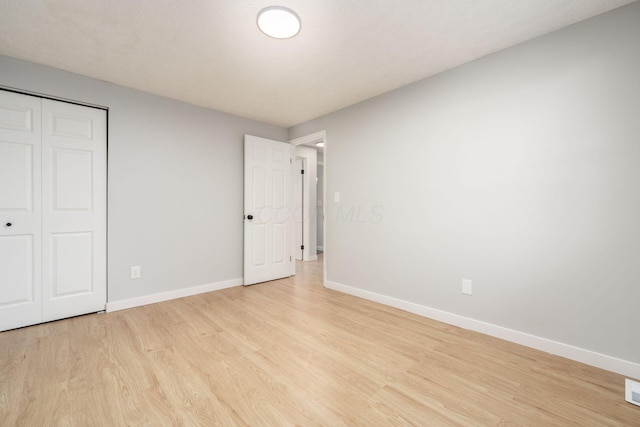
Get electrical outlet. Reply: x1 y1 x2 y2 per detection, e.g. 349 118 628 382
626 379 640 406
462 279 472 296
131 266 141 279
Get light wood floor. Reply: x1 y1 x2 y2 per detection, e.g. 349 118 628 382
1 256 637 426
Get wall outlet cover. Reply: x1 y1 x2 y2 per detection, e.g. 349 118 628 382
131 266 141 279
626 379 640 406
462 279 472 296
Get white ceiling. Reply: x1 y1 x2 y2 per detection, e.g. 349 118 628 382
0 0 635 127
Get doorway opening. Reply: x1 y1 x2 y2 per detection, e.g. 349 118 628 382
289 130 326 284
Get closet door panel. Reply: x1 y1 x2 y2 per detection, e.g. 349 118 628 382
0 91 42 331
41 99 106 321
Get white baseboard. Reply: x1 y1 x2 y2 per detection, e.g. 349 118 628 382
325 280 640 380
106 278 242 313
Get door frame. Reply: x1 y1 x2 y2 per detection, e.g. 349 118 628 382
0 85 108 111
294 156 306 261
289 130 326 282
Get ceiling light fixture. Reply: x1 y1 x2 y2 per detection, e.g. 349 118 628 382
257 6 301 39
316 142 324 147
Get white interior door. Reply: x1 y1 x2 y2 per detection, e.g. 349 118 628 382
0 90 106 331
244 135 292 285
41 99 107 321
0 91 43 331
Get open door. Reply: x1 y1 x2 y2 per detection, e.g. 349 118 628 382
244 135 293 285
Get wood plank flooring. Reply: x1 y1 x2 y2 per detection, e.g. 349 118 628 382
1 256 638 426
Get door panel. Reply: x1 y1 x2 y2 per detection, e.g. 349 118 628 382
0 101 34 132
0 91 42 331
0 142 33 211
41 99 106 321
52 148 93 211
50 113 93 139
252 167 266 209
51 232 93 297
272 224 285 263
244 135 292 285
253 225 266 266
0 235 34 305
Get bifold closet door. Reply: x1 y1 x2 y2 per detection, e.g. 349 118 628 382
41 99 106 322
0 91 43 331
0 91 106 331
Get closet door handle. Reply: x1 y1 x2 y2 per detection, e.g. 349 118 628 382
5 222 11 227
247 215 254 220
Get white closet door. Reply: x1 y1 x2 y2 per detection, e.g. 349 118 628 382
41 99 107 321
0 91 43 331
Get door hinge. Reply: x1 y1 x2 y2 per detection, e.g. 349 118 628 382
290 256 292 261
301 169 304 174
301 245 304 250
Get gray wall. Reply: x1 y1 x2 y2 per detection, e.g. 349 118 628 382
290 2 640 363
0 54 287 302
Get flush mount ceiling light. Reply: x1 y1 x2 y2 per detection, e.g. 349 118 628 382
257 6 301 39
315 142 324 147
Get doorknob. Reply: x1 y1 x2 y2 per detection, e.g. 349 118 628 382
5 222 11 227
247 215 253 220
